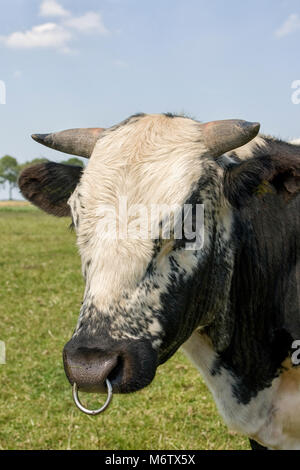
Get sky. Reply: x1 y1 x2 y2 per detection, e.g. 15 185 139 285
0 0 300 199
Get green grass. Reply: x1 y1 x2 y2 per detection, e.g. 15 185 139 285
0 206 249 450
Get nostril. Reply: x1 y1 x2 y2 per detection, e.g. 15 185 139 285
63 345 119 393
107 355 123 383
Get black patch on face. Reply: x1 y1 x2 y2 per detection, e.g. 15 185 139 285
154 175 228 364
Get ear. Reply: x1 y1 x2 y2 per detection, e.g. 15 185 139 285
18 162 83 217
224 152 300 208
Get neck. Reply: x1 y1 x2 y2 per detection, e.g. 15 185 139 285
204 192 299 398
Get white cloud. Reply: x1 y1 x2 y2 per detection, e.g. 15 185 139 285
0 2 110 53
275 13 300 38
0 23 72 50
64 12 109 35
290 138 300 145
39 0 70 18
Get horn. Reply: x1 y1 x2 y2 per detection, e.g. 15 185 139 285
31 128 105 158
201 120 260 156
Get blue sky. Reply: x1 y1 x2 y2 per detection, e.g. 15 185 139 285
0 0 300 198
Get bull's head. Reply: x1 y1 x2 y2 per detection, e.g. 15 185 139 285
19 113 267 394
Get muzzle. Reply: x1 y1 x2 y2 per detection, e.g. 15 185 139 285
63 334 158 414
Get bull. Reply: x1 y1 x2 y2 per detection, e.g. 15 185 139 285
19 113 300 450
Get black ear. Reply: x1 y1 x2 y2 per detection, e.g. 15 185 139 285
224 151 300 208
18 162 83 217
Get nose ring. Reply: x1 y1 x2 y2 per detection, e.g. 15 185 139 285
72 379 113 415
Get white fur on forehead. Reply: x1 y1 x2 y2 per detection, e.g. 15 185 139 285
73 114 209 308
84 114 206 204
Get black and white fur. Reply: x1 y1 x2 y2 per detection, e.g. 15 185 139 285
19 114 300 449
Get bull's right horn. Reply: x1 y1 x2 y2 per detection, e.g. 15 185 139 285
31 128 105 158
201 120 260 156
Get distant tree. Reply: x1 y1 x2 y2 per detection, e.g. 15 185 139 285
0 155 84 200
62 157 85 168
0 155 19 200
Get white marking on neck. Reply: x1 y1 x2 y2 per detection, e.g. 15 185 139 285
181 331 300 449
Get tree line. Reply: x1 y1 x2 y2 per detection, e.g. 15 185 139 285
0 155 84 200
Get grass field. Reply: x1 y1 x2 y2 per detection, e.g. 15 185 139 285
0 204 249 450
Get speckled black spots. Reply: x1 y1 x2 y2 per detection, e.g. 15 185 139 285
169 256 180 271
75 289 165 347
145 260 154 277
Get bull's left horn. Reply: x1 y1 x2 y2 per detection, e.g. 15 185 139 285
201 120 260 156
31 128 105 158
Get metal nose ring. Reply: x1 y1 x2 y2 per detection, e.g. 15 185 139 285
72 379 113 416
